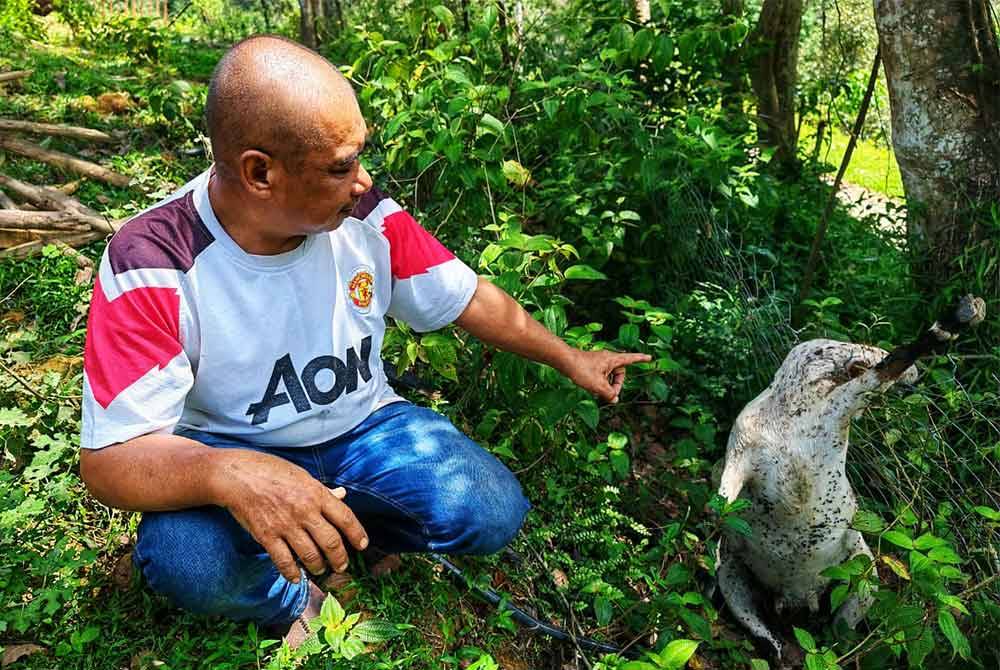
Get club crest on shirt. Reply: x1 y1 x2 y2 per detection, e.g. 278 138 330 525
347 265 375 313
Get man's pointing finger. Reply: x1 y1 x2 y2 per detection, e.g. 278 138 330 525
614 352 652 367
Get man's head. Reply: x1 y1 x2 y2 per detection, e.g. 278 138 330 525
205 35 372 245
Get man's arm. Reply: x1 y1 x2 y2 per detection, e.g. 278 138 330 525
454 277 650 403
79 436 368 582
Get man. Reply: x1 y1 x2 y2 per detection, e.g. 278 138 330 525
79 35 649 645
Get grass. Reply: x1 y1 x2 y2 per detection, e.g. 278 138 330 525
801 122 905 198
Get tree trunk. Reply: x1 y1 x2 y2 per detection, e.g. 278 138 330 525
874 0 1000 290
750 0 804 173
632 0 650 24
299 0 316 48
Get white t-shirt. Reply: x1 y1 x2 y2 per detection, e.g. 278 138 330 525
81 169 478 450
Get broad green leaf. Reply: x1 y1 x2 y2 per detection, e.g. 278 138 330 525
655 639 699 669
750 661 769 670
881 530 914 549
851 509 885 534
576 399 599 430
478 113 505 136
927 546 962 564
881 555 911 580
607 432 628 450
430 5 454 28
723 516 752 538
339 634 367 659
913 533 947 551
936 593 970 615
501 159 531 188
906 628 935 667
564 264 607 280
937 610 971 659
793 627 817 654
0 407 32 427
351 620 404 643
618 323 640 348
594 596 612 626
830 583 850 611
610 450 630 479
320 594 345 628
973 505 1000 521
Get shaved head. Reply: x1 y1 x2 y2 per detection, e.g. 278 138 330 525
205 35 358 178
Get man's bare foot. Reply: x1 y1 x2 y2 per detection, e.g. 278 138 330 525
283 581 325 649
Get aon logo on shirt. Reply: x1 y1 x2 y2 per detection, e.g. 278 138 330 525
247 336 374 425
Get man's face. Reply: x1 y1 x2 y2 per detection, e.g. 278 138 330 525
272 103 372 236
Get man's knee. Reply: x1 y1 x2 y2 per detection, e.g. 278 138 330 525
134 507 306 625
428 464 531 555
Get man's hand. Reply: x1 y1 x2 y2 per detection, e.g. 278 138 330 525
564 349 652 404
456 278 652 404
210 450 369 583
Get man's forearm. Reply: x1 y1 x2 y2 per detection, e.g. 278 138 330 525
454 277 579 375
79 433 238 512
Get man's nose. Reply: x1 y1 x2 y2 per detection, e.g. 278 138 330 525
352 163 373 196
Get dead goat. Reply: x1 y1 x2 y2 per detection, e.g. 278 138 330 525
715 296 986 658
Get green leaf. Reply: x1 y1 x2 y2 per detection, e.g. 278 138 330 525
830 584 850 611
481 4 498 30
881 529 914 549
851 509 886 534
351 620 404 643
881 554 911 580
607 432 628 450
430 4 454 27
320 594 345 628
906 628 935 667
749 660 770 670
609 450 630 479
655 639 699 669
793 627 817 654
631 28 655 61
339 634 367 659
0 407 33 427
723 516 752 538
928 546 962 565
936 593 970 616
576 399 599 430
937 610 971 659
594 596 613 626
973 505 1000 521
618 323 640 348
564 264 607 280
652 34 674 72
478 113 505 136
913 533 947 551
542 98 559 119
501 159 531 188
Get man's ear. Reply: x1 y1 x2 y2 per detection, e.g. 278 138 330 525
238 149 275 199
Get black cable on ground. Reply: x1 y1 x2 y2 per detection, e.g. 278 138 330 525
431 553 643 659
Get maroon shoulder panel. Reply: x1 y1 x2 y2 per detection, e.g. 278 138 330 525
351 185 389 222
108 191 215 275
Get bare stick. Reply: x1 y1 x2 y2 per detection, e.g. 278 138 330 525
51 239 95 268
0 174 115 234
0 188 15 209
797 47 882 311
0 119 114 143
0 231 103 259
0 69 33 84
0 135 131 188
0 210 97 230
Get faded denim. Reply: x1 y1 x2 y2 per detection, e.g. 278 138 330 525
132 402 530 626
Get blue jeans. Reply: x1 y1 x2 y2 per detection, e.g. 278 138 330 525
132 402 531 627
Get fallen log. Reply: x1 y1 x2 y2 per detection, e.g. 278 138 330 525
0 210 95 231
55 180 80 195
0 174 115 234
0 119 114 143
0 188 15 209
0 135 130 188
0 230 103 260
0 70 33 84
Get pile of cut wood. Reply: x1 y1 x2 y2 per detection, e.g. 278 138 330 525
0 69 128 266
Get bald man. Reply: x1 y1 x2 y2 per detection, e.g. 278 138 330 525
79 35 649 646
